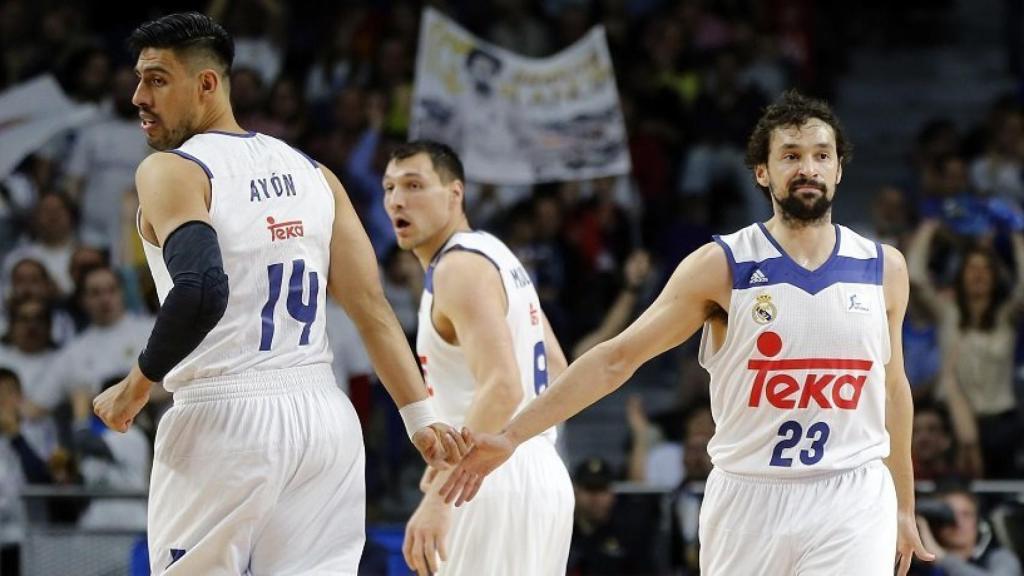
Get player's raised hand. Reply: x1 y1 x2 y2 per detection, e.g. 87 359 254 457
403 495 452 576
412 423 471 469
895 511 935 575
92 364 152 433
439 428 515 506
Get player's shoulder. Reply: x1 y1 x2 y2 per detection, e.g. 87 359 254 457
879 243 908 280
135 151 207 184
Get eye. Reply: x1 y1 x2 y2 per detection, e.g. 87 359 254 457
818 152 830 160
783 153 797 161
150 77 166 87
409 181 421 190
383 184 394 192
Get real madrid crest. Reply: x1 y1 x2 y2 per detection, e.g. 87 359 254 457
752 293 777 325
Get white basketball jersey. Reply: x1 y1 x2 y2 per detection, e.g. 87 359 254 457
699 223 890 478
416 231 556 443
141 131 334 390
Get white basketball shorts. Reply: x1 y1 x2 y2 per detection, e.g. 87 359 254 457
440 436 574 576
147 364 365 575
699 459 897 575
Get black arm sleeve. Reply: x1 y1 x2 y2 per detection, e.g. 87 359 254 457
137 221 230 381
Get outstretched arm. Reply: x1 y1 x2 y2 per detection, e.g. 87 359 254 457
320 165 463 466
441 242 731 503
882 245 936 575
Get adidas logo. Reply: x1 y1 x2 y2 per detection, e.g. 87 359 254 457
749 269 768 284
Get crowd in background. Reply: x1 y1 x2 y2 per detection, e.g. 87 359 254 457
2 0 1024 574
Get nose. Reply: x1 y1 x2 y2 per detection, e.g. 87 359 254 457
384 187 405 212
131 81 146 109
797 155 817 179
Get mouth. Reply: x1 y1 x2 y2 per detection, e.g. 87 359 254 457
139 114 158 133
393 217 412 233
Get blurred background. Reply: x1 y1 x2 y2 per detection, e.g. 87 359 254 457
2 0 1024 575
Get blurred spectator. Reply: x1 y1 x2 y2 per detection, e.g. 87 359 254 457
305 7 366 106
74 375 150 530
855 185 914 248
680 48 769 226
915 487 1023 575
908 220 1024 478
566 457 656 576
208 0 287 85
668 403 716 575
969 99 1024 202
913 400 982 482
573 249 652 358
265 76 309 143
64 65 150 260
2 191 78 296
380 246 422 340
2 258 76 345
0 367 56 576
0 299 62 416
45 265 153 426
230 67 273 133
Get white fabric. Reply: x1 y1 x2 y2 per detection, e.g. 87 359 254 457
324 300 372 395
147 364 364 575
416 231 557 444
0 344 61 409
399 398 440 439
698 224 891 478
66 116 151 253
44 313 153 395
699 461 897 575
140 132 335 391
440 437 574 575
2 241 75 296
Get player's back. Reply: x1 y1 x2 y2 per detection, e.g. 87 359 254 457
141 131 334 390
699 223 890 478
416 231 556 443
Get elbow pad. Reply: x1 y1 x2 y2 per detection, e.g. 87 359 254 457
138 221 230 381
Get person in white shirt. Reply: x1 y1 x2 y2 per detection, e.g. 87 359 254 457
45 265 154 425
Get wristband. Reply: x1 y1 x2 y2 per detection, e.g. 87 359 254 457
399 398 439 440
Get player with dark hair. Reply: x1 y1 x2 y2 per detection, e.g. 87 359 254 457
92 12 464 574
443 90 935 575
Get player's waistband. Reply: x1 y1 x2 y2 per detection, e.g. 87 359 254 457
712 459 885 486
172 363 336 405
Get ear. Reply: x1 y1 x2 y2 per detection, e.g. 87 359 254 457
836 160 843 186
198 69 219 98
451 179 465 210
755 164 770 188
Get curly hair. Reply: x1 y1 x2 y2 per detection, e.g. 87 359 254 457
745 90 852 196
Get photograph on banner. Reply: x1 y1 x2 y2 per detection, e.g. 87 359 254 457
410 7 631 185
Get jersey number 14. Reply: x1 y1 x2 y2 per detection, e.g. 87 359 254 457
259 259 318 351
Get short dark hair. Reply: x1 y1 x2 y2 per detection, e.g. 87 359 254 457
389 140 465 185
745 90 853 193
127 12 234 74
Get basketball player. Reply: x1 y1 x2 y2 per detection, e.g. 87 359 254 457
442 91 936 575
91 13 464 575
383 141 574 576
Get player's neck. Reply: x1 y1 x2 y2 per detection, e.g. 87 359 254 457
198 102 246 135
763 216 836 270
413 218 472 269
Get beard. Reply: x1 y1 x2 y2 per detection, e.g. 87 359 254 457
771 177 833 224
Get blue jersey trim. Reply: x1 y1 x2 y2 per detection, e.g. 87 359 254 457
424 244 500 296
207 129 257 138
167 150 213 180
291 146 318 168
722 224 881 294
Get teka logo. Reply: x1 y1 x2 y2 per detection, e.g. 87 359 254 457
267 216 304 242
747 331 872 410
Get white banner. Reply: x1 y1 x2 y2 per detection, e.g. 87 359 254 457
0 75 97 178
410 8 631 185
